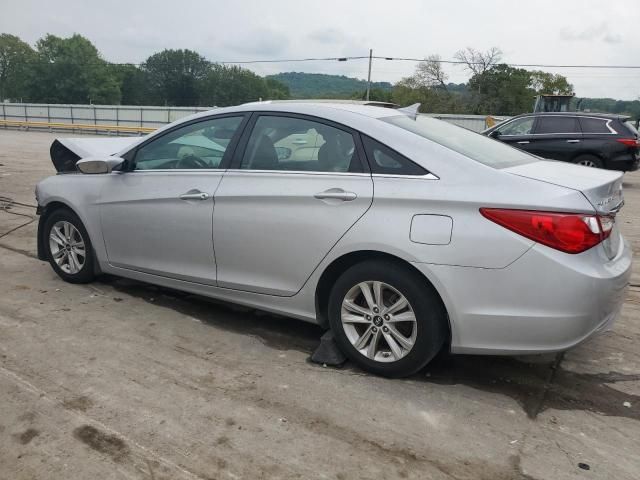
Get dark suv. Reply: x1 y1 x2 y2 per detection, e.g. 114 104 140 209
483 112 640 171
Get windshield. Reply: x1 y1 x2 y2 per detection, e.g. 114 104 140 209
384 115 538 169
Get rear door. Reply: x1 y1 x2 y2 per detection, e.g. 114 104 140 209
529 115 582 161
213 113 373 296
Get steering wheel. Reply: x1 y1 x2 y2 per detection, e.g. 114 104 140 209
175 154 208 169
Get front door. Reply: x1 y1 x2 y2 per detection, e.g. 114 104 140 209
494 116 537 154
213 113 374 296
99 115 246 285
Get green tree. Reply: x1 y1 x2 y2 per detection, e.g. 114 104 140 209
110 64 148 105
468 64 534 115
142 49 210 106
0 34 36 101
530 71 574 95
26 34 119 104
265 78 290 100
201 64 288 106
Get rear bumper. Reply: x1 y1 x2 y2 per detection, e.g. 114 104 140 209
607 154 639 172
413 234 631 355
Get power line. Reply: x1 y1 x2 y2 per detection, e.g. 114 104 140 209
375 56 640 69
17 55 640 69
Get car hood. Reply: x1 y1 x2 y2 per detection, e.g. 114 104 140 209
504 160 624 215
51 136 143 173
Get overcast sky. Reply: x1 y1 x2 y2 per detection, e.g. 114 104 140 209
2 0 639 100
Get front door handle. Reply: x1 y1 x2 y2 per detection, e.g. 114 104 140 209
180 190 209 201
314 189 357 202
566 139 581 143
517 141 530 144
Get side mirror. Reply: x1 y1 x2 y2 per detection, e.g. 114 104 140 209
489 130 501 139
76 157 124 174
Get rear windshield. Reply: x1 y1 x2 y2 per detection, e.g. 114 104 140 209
383 115 537 169
625 121 639 136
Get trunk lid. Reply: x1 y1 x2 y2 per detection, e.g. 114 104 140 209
505 160 624 215
51 137 142 173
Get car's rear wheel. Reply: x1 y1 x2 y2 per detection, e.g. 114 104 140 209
574 154 603 169
44 209 95 283
328 260 447 378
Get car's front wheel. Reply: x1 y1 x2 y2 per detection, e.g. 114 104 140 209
44 209 95 283
328 260 447 378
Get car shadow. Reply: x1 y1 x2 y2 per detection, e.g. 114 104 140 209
98 275 639 421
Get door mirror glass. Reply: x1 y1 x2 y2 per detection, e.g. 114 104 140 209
76 157 124 174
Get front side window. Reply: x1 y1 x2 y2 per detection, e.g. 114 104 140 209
535 116 580 134
498 117 535 136
579 117 614 134
239 116 361 173
134 116 243 170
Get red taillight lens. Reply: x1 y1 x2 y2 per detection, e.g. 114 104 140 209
617 138 640 147
480 208 612 254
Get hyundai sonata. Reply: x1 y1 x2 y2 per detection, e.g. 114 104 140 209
35 102 631 377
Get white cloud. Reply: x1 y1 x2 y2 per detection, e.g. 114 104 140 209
1 0 639 99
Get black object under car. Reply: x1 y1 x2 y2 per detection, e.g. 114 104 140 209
483 112 640 171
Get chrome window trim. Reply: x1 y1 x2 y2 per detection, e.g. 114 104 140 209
223 168 371 177
372 173 439 180
221 169 439 180
129 169 225 173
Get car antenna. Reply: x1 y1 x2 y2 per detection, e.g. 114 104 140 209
398 103 420 120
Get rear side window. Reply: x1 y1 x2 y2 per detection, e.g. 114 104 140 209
579 117 614 134
362 136 428 176
624 121 639 136
384 115 536 169
535 116 580 134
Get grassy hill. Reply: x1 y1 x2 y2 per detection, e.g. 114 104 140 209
266 72 393 99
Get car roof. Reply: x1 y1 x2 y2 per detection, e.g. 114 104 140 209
514 112 630 121
248 99 400 108
166 101 403 127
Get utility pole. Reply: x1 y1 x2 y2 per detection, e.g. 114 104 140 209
366 49 373 101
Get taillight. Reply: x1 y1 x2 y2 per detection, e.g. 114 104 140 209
480 208 614 254
617 138 640 147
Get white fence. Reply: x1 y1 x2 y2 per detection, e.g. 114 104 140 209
0 102 504 134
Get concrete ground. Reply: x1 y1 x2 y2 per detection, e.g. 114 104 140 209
0 129 638 480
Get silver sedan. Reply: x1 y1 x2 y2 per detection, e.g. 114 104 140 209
35 102 631 377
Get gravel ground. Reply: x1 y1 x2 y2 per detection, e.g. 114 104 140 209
0 129 639 480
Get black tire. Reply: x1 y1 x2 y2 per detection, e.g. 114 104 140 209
328 260 447 378
573 154 603 169
43 208 96 284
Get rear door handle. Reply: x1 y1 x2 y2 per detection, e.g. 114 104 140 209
180 190 209 201
314 189 357 201
517 141 530 144
566 139 581 143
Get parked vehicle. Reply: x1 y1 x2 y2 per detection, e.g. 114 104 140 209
36 102 631 377
483 112 640 171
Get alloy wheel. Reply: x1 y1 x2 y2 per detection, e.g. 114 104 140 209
341 281 417 362
578 159 597 168
49 220 86 274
